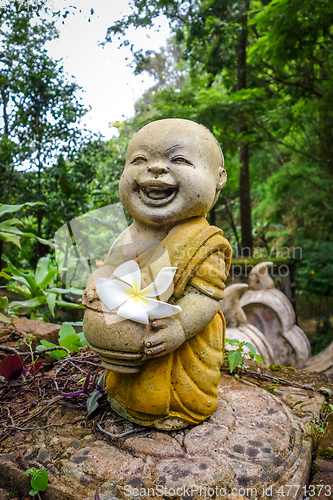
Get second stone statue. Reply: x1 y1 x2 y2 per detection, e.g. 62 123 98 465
82 118 232 430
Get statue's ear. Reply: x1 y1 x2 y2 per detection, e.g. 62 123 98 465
217 166 227 191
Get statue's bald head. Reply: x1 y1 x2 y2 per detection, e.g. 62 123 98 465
121 118 227 225
127 119 226 199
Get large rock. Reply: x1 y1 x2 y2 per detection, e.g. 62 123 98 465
0 374 324 500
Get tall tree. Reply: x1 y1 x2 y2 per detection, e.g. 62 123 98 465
0 1 88 258
106 0 257 254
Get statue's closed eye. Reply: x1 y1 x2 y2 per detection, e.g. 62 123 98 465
171 156 193 165
131 155 147 164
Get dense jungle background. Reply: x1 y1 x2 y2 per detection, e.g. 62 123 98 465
0 0 333 356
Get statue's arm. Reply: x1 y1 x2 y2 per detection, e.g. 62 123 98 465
143 284 220 358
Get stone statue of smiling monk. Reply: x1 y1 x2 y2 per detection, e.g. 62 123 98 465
83 119 231 430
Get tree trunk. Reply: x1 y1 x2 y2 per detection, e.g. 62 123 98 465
237 0 252 257
222 196 240 253
37 147 46 259
209 205 216 226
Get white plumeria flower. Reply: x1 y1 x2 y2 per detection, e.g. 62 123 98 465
96 260 182 325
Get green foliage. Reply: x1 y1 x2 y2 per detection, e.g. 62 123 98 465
0 202 55 250
0 1 91 269
225 338 263 373
296 241 333 299
36 322 87 360
24 467 48 496
0 255 83 321
306 420 326 451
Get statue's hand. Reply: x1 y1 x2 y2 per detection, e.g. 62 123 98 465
143 317 186 358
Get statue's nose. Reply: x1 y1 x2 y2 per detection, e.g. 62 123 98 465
147 163 169 175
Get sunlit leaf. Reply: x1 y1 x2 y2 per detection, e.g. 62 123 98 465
58 323 76 343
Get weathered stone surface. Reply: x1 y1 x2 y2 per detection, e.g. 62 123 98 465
0 373 323 500
0 316 61 349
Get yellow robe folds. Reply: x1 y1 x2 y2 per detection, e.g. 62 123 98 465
105 217 231 426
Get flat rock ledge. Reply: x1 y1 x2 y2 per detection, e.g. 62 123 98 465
0 374 324 500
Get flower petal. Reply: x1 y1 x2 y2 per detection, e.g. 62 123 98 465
111 260 141 289
141 267 177 297
141 297 182 319
117 297 149 325
97 278 132 310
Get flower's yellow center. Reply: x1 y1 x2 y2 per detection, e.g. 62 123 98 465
125 282 146 299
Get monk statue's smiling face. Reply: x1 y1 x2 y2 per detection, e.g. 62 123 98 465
119 119 227 227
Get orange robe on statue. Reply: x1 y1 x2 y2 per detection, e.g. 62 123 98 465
104 217 231 426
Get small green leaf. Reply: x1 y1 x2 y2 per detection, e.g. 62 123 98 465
77 331 88 347
46 292 56 317
228 350 242 373
60 333 81 353
87 390 103 416
0 231 21 247
245 342 256 354
0 312 11 323
225 338 240 346
255 354 263 364
39 340 66 360
35 257 52 286
9 296 46 311
0 270 11 279
28 489 38 496
25 468 37 476
30 468 48 492
58 323 76 343
0 375 5 383
0 202 45 217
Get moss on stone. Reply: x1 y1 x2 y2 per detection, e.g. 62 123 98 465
318 447 333 460
268 364 295 372
268 365 283 372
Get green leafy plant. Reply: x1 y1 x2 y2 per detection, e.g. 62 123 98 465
0 203 55 250
306 419 326 452
36 322 87 361
17 334 44 385
0 255 83 321
24 467 48 497
225 338 263 374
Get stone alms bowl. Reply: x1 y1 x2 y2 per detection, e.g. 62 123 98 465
83 307 149 373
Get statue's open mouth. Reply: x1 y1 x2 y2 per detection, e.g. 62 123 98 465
139 184 178 206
